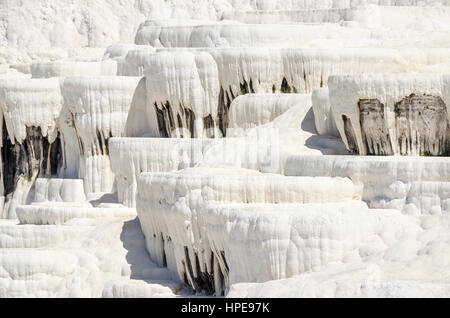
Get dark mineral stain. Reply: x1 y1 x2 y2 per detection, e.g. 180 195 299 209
281 77 292 94
184 247 215 295
342 114 359 154
218 87 231 136
2 121 62 197
395 94 449 156
155 101 198 138
358 99 394 156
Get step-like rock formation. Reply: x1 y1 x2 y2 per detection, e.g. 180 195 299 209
203 202 419 292
136 168 360 294
61 76 142 193
284 155 450 208
0 78 63 219
328 74 449 156
31 60 118 78
227 94 312 131
1 0 450 299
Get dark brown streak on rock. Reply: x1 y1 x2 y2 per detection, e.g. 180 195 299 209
342 115 359 154
184 246 215 295
395 94 449 156
1 121 62 198
358 99 394 156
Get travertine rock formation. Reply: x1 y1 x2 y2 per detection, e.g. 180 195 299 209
0 0 449 298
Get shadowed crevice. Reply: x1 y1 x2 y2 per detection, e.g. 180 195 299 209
1 120 62 198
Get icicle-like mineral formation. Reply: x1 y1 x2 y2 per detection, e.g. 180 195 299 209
0 78 63 218
144 52 221 138
1 0 450 299
61 76 142 193
328 74 450 156
136 168 360 294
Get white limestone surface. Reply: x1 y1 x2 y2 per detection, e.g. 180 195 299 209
0 216 182 297
136 168 361 293
284 155 450 210
228 212 450 298
204 202 420 288
33 178 86 203
394 181 450 215
135 22 450 48
144 51 220 138
224 6 450 31
109 138 216 207
228 94 312 130
117 48 156 76
1 0 450 300
328 74 449 155
312 88 340 137
0 219 92 248
0 78 63 219
227 263 450 298
0 78 62 145
30 60 117 78
16 205 136 225
211 48 408 97
61 76 141 193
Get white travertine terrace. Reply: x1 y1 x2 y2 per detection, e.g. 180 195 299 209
30 60 118 78
33 178 86 203
117 47 156 76
0 219 93 248
135 23 372 48
227 262 450 298
403 181 450 215
144 51 221 138
223 6 450 31
312 88 340 137
135 47 411 135
61 76 141 193
211 47 408 93
109 138 216 207
103 44 142 60
328 74 449 156
284 155 450 212
0 78 63 219
0 78 62 145
1 0 450 298
136 169 360 294
228 94 312 130
203 202 419 289
0 216 180 297
16 205 136 225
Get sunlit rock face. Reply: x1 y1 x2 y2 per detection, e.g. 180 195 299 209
312 88 340 137
109 138 217 207
328 75 450 156
60 76 141 193
0 78 63 219
144 52 220 138
1 0 450 299
30 60 118 78
117 47 156 76
227 94 312 131
284 155 450 215
136 168 360 294
33 178 86 204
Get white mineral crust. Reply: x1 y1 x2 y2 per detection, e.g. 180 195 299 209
0 0 450 299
